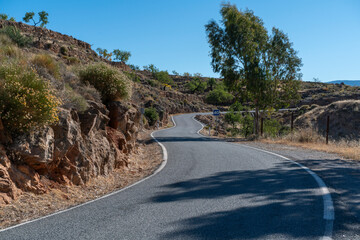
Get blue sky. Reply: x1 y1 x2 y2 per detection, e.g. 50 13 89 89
2 0 359 81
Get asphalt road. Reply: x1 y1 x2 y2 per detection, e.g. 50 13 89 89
0 113 332 240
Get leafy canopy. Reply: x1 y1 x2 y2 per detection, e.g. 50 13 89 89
96 48 113 61
23 11 49 27
0 14 15 21
205 4 302 111
143 64 159 74
205 83 234 105
186 77 207 93
112 49 131 63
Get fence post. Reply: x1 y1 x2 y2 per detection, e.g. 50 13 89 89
260 117 264 136
326 115 330 144
291 111 294 132
253 113 256 135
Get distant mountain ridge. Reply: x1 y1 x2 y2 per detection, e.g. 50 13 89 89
326 80 360 86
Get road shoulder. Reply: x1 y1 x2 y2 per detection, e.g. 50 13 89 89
239 141 360 240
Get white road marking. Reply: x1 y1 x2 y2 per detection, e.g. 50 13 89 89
0 116 176 233
193 114 334 240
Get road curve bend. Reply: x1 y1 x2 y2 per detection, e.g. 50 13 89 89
0 113 332 240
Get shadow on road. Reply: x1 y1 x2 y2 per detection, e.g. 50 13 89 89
290 158 360 238
150 162 325 239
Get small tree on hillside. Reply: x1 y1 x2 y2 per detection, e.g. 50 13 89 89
0 14 7 20
206 4 302 135
143 64 159 74
23 11 49 27
186 77 207 93
96 48 112 60
0 13 15 21
113 49 131 63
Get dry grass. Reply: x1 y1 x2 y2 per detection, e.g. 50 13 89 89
0 35 21 59
261 128 360 160
32 54 60 79
0 129 162 229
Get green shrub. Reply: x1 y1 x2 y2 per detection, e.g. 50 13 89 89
186 77 207 93
0 62 60 134
154 71 174 85
0 26 32 47
263 118 282 137
229 128 240 136
144 107 159 126
240 113 254 137
129 64 140 71
225 111 241 129
124 71 140 82
32 54 60 79
60 46 67 55
207 78 217 90
63 56 80 65
205 86 233 105
78 63 132 103
147 79 157 87
63 84 88 112
143 64 159 74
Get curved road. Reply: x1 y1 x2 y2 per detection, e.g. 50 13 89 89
1 114 331 239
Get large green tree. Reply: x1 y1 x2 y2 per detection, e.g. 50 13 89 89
206 4 302 134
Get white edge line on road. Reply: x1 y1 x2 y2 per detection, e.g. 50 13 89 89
192 114 334 240
0 116 176 233
192 115 205 135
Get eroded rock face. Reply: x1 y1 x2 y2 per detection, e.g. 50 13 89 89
0 100 142 204
0 144 46 204
108 101 141 153
9 127 54 174
0 145 18 204
50 105 116 185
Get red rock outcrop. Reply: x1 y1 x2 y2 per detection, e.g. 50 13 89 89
0 100 142 204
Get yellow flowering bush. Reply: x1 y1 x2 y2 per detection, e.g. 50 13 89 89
78 63 132 103
0 63 60 133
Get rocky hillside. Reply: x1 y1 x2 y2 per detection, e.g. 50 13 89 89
295 100 360 140
298 81 360 107
0 19 99 63
0 18 219 205
0 18 359 205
